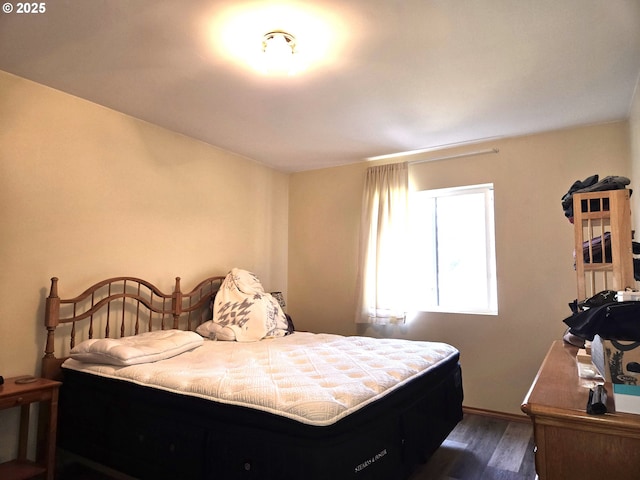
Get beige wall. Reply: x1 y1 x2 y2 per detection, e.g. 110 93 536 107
289 122 632 415
0 70 289 461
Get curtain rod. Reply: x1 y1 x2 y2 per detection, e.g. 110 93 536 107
409 148 499 165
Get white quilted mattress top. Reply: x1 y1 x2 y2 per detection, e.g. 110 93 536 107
62 332 459 426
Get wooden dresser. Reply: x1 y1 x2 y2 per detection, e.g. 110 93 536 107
522 341 640 479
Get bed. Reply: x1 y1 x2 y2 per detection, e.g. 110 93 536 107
41 273 463 480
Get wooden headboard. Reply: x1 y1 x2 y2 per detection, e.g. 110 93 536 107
42 275 224 380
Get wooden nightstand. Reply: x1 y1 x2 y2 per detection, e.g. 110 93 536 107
0 376 61 480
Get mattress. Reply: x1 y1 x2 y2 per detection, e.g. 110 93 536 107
62 332 459 427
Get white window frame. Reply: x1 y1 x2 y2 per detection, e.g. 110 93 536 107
409 183 498 315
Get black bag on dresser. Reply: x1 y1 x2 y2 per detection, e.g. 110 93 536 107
564 301 640 341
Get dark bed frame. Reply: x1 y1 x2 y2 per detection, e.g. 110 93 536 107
42 275 463 480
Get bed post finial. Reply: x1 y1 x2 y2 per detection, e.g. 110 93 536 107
45 278 60 329
172 277 183 329
43 277 61 379
49 277 59 298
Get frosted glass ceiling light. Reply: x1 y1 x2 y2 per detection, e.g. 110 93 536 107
262 30 297 74
208 4 351 76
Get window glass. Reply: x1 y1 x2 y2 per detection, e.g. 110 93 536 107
409 184 498 314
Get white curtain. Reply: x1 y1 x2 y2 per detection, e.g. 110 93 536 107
355 162 409 324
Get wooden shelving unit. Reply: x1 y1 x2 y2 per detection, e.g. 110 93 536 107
572 189 635 302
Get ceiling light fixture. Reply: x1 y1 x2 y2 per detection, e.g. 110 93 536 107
209 4 350 76
262 30 297 75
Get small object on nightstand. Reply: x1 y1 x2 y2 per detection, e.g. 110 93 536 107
14 375 37 384
0 375 4 385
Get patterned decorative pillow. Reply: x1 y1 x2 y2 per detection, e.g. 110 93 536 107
197 268 289 342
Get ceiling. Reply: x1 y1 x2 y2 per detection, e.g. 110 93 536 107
1 0 639 172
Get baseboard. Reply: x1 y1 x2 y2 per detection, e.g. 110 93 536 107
463 406 530 423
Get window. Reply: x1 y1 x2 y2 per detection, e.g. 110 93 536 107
408 183 498 314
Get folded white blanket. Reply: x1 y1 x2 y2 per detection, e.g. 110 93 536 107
70 329 203 366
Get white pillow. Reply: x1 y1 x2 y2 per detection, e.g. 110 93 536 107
70 329 204 366
196 320 236 341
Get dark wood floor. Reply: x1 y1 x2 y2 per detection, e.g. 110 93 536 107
55 413 535 480
409 413 536 480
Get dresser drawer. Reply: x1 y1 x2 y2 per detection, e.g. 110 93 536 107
0 389 53 409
